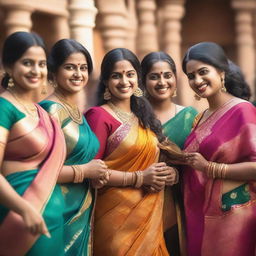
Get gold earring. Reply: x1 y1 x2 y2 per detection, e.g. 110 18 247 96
104 88 111 100
221 78 226 92
194 93 201 101
133 87 143 97
8 77 14 88
172 89 177 98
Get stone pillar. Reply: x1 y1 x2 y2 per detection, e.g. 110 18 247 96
232 0 256 99
96 0 128 52
126 0 137 52
68 0 97 59
136 0 158 59
52 16 70 42
161 0 188 105
4 6 34 35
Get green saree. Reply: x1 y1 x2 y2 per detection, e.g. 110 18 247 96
40 100 99 256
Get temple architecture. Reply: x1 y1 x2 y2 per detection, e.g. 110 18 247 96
0 0 255 110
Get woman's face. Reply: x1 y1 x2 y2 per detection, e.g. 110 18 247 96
145 61 176 101
55 52 89 94
106 60 138 101
8 46 47 91
186 60 224 98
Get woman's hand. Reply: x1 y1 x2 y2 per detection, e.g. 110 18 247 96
143 162 171 188
20 201 50 238
165 167 179 186
83 159 108 179
91 169 111 189
184 152 208 172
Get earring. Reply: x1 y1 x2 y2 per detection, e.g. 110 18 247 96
41 84 47 95
103 88 111 100
221 78 227 92
133 87 143 97
194 93 201 101
172 89 177 98
8 77 14 88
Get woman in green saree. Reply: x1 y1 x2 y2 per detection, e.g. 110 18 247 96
141 52 198 256
0 32 66 255
40 39 108 256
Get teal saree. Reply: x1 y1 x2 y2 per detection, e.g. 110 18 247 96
40 100 99 256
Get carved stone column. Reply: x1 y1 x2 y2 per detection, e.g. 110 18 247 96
232 0 256 99
68 0 97 58
136 0 158 59
96 0 128 52
4 6 34 35
126 0 137 52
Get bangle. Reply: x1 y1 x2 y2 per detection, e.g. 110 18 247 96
122 172 128 187
135 171 143 188
72 165 84 183
206 162 228 179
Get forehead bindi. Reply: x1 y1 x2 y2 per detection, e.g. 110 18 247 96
113 60 135 73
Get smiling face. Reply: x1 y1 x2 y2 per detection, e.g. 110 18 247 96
106 60 138 102
145 61 176 101
54 52 89 94
7 46 47 92
186 60 224 98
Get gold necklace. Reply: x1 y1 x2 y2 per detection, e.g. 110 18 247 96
108 102 136 124
54 92 83 124
7 88 38 118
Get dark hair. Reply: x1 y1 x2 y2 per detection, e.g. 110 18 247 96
97 48 166 142
47 39 93 78
182 42 250 99
1 31 46 88
141 51 177 87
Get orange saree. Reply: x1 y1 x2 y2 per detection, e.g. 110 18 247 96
93 120 169 256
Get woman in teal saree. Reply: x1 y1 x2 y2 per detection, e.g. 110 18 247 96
40 39 107 256
141 52 197 255
0 32 66 255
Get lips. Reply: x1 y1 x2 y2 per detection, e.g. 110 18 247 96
117 86 132 93
70 79 83 86
196 83 208 93
26 76 40 83
155 86 170 94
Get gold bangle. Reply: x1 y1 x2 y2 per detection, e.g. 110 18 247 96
72 165 84 183
123 172 128 187
135 171 143 188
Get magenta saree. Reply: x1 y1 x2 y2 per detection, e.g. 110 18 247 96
183 98 256 256
0 105 66 256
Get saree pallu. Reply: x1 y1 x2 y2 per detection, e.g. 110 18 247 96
183 98 256 256
40 99 99 256
0 105 66 256
94 121 169 256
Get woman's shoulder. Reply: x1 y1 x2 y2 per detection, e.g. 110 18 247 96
176 104 198 117
85 105 113 120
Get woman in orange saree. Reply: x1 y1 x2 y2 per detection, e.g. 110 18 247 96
85 48 183 255
0 32 66 256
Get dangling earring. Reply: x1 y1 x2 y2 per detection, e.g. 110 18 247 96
41 84 47 95
8 77 14 88
133 87 143 97
172 88 177 98
221 78 227 92
194 93 201 101
104 88 111 100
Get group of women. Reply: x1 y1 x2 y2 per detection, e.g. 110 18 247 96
0 31 255 256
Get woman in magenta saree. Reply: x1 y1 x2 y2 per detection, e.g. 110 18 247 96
0 32 66 255
182 42 256 256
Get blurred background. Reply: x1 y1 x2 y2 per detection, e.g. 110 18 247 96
0 0 255 111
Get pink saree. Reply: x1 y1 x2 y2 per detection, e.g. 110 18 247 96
0 105 66 256
183 98 256 256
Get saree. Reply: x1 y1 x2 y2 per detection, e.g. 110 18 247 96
162 106 197 256
40 100 99 256
183 98 256 256
93 120 169 256
0 103 66 256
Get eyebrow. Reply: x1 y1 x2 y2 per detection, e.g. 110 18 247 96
112 69 135 73
187 67 207 74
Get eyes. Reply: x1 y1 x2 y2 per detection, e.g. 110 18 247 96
22 59 46 68
63 64 88 72
148 72 173 80
110 71 136 79
187 68 209 80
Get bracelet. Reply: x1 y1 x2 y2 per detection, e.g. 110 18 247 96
72 165 84 183
122 172 128 187
206 162 228 179
135 171 143 188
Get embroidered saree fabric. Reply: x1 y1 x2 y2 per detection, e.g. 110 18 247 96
183 98 256 256
86 107 169 256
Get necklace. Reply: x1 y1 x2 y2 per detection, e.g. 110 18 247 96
7 88 38 118
108 102 136 124
54 91 83 124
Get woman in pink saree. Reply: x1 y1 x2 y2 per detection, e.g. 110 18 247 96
182 42 256 256
0 32 66 255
